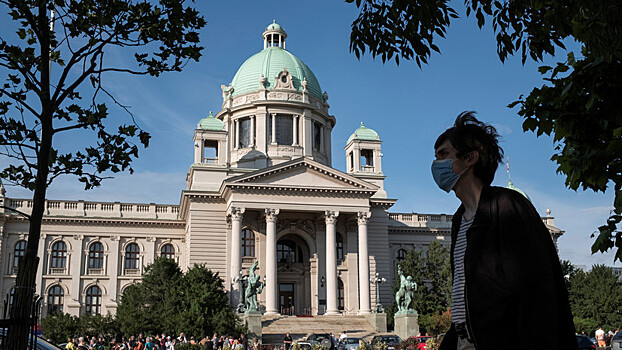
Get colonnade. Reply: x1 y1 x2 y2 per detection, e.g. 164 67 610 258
227 207 371 315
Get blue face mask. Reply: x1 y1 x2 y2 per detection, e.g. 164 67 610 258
431 159 462 192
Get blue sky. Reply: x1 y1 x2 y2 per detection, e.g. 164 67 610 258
2 1 619 268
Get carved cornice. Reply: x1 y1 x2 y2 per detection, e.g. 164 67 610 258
6 216 185 228
227 184 375 196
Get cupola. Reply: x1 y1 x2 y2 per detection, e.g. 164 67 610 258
263 20 287 49
194 111 227 165
345 122 386 198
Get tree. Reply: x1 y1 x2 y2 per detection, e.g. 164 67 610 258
116 259 242 338
41 312 118 345
388 241 451 334
40 312 78 345
346 0 622 261
568 264 622 332
0 1 205 348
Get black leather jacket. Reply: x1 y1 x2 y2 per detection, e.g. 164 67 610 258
439 186 578 350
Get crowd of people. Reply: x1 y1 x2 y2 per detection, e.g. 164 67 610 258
63 332 261 350
592 327 620 347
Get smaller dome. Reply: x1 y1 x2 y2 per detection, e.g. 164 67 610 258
198 111 224 131
507 179 531 202
266 20 282 31
347 122 380 144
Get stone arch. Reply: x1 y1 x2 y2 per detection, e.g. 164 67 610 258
48 237 71 251
276 227 316 256
44 282 69 295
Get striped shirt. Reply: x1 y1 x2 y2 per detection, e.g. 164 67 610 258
451 216 473 324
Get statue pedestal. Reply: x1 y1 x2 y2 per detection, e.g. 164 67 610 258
394 311 419 340
244 311 263 343
365 313 387 333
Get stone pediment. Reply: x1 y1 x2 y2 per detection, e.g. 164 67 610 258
225 158 377 192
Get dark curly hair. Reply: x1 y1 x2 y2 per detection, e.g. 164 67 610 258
434 111 504 186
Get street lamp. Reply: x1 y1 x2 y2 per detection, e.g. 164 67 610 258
232 270 247 313
370 272 386 313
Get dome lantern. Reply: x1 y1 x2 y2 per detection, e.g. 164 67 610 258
263 20 287 50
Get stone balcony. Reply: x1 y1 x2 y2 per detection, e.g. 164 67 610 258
4 198 180 220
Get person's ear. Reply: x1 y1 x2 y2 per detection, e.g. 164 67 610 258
465 150 479 166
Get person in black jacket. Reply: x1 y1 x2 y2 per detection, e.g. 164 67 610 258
431 112 578 350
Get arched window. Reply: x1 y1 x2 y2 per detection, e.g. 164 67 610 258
13 240 26 269
85 285 102 315
161 244 175 259
47 285 64 314
125 243 140 270
396 248 407 262
51 241 67 268
338 279 345 311
241 229 255 257
88 242 104 269
336 233 344 261
277 240 296 263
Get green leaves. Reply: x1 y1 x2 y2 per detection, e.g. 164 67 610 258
567 264 622 332
387 241 451 333
348 0 457 67
116 259 242 337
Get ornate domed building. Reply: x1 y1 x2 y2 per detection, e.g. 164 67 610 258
0 22 564 327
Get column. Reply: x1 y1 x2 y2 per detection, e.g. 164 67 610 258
292 115 298 146
265 208 280 314
234 119 240 149
108 236 120 302
271 113 277 145
324 210 339 315
229 207 245 305
357 212 371 314
35 234 46 298
145 237 156 266
0 227 4 309
250 115 256 147
71 235 84 304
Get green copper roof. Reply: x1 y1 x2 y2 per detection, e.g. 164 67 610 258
507 179 531 202
266 20 282 31
198 111 224 131
230 47 323 100
347 122 380 144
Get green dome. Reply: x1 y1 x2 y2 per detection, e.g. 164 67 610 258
507 179 531 202
230 47 323 100
347 122 380 144
198 111 224 131
266 20 282 31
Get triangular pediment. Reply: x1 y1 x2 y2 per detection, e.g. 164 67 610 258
226 157 377 191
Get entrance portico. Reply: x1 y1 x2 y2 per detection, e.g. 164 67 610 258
223 157 382 315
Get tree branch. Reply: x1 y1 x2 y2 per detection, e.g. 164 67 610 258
0 87 41 118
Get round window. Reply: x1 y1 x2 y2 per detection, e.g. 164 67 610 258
281 75 288 83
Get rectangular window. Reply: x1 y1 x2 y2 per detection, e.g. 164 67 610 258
274 114 293 145
239 117 252 148
204 140 218 164
361 149 374 167
313 122 322 151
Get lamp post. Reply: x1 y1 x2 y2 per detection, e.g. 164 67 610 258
233 270 247 313
370 272 386 313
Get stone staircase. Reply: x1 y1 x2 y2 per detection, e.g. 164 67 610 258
261 315 379 345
